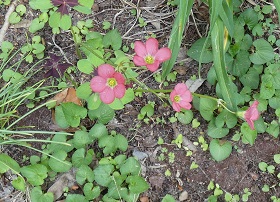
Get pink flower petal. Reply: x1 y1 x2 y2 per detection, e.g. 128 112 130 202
174 83 188 94
180 92 193 103
170 91 177 101
114 72 125 85
134 41 147 57
178 101 192 110
98 64 115 78
247 120 255 130
155 47 172 62
99 87 115 104
146 38 158 56
172 102 181 112
114 84 126 99
90 76 106 92
146 61 160 72
133 56 147 66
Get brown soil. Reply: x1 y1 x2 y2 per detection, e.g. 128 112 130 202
1 0 280 202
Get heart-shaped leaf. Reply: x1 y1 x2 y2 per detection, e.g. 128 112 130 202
249 39 274 64
241 122 258 145
209 139 232 161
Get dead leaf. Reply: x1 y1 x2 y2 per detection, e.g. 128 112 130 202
174 66 187 75
179 191 189 201
185 78 205 92
140 196 149 202
50 88 82 106
47 169 76 200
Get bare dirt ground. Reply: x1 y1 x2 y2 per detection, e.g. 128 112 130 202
1 0 280 201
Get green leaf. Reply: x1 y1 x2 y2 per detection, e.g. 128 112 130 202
161 0 194 80
76 165 94 185
72 130 92 149
29 18 45 33
77 59 94 74
83 183 100 200
274 154 280 164
31 187 54 202
87 93 101 110
9 12 21 24
162 194 176 202
249 39 274 65
266 120 279 138
177 110 193 125
60 14 72 30
89 123 108 140
72 148 94 167
228 50 251 77
120 157 141 176
260 75 275 99
115 134 128 151
12 176 25 191
61 102 87 127
32 43 45 54
215 109 237 128
239 8 258 30
199 98 217 121
207 120 229 138
20 164 48 186
76 82 92 99
240 68 260 89
209 139 232 161
258 162 268 172
29 0 53 11
88 103 115 124
102 29 122 50
48 150 72 172
49 12 60 28
187 37 213 63
274 0 280 25
241 122 257 145
126 176 149 194
93 164 114 186
73 5 92 14
0 154 20 174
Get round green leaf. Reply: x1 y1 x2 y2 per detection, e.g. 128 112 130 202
249 39 274 64
209 139 232 161
89 123 108 139
77 59 93 74
274 154 280 164
60 14 72 30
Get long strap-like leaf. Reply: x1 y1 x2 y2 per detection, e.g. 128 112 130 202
274 0 280 25
161 0 194 81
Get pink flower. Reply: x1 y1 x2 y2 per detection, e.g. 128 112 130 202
90 64 126 104
170 83 192 112
133 38 171 72
244 101 260 130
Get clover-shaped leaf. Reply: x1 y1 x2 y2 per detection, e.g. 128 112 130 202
209 139 232 162
20 164 48 186
249 39 274 64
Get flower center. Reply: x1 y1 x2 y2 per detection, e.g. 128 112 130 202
107 78 117 88
174 95 180 102
144 55 155 64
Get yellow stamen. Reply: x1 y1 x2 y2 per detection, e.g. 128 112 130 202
145 55 155 64
174 95 180 102
107 78 117 87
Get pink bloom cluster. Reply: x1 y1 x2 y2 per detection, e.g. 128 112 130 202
90 64 126 104
244 101 260 130
133 38 171 72
170 83 193 112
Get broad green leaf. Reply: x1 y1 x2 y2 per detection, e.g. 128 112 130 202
239 8 258 30
74 6 92 14
207 120 229 138
49 12 60 28
241 122 257 145
31 187 54 202
228 50 251 77
73 130 92 149
274 154 280 164
77 59 93 74
60 14 72 30
76 165 94 185
61 102 87 127
72 148 94 167
115 134 128 151
102 29 122 50
120 157 141 176
93 164 114 186
187 37 213 63
0 154 20 174
55 105 70 128
48 150 72 172
76 82 92 99
47 133 73 153
254 117 267 133
29 18 45 33
215 109 237 128
140 104 154 117
20 164 48 186
83 183 100 200
9 12 21 24
98 135 115 155
249 39 274 65
12 176 25 191
126 176 149 194
162 194 176 202
87 93 101 110
89 123 108 139
177 110 193 125
266 120 279 138
240 68 260 89
260 75 275 99
88 103 115 124
87 51 104 67
209 139 232 161
29 0 53 11
32 43 45 54
199 98 217 121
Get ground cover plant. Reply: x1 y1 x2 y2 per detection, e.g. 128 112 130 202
0 0 280 201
